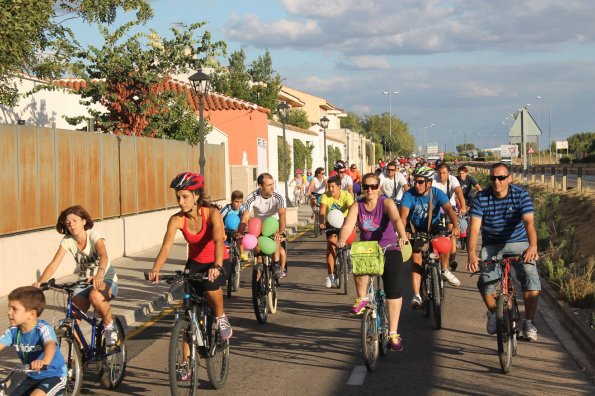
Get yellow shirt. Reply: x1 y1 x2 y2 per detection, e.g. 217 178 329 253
320 190 354 217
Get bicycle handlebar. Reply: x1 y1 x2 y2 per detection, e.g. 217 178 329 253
144 269 227 285
1 365 47 385
470 255 528 276
40 278 90 292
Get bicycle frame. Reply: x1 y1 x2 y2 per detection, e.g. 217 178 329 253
177 278 211 352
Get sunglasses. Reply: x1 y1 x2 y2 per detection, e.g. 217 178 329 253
338 170 345 174
414 180 427 185
387 168 397 172
490 175 509 181
362 183 380 191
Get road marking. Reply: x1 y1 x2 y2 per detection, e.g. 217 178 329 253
126 303 181 340
346 365 367 385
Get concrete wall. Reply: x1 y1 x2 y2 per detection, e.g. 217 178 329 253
0 208 179 297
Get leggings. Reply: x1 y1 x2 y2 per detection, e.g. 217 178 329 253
382 249 404 299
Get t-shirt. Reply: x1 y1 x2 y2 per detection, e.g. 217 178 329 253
380 172 409 201
340 175 354 191
433 175 460 206
469 184 535 245
400 187 450 230
0 320 67 379
60 230 118 283
243 188 286 220
320 190 354 217
457 175 478 200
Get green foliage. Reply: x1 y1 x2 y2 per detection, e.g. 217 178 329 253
559 259 595 308
340 112 364 134
286 109 310 129
278 137 291 182
559 156 572 164
293 139 308 173
305 142 314 170
327 146 343 173
361 113 413 157
543 256 570 291
567 132 595 158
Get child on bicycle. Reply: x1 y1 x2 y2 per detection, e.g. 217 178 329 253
0 286 67 395
220 190 249 261
33 205 119 346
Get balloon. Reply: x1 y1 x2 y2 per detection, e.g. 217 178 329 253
247 217 262 236
401 242 413 262
242 234 258 250
346 229 356 245
327 209 345 229
353 182 361 195
261 217 280 237
223 213 240 231
258 236 277 255
432 236 451 254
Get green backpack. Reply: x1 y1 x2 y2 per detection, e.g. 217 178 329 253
350 241 385 275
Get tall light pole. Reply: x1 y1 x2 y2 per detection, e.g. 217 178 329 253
189 70 212 175
345 129 350 165
536 96 552 164
320 116 330 172
278 102 291 206
382 91 399 158
423 123 435 157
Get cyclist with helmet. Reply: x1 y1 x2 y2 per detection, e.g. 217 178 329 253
147 172 233 341
332 160 354 197
399 166 461 309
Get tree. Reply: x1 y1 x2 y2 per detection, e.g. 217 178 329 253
340 112 364 134
286 109 310 129
456 143 476 154
278 137 291 182
568 132 595 158
0 0 153 106
293 139 307 173
361 113 413 157
210 49 251 100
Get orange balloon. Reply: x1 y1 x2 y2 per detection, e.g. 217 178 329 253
346 229 356 245
432 236 451 254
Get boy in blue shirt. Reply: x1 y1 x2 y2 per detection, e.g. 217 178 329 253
220 190 249 261
0 286 67 395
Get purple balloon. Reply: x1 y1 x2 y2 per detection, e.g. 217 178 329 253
242 233 258 250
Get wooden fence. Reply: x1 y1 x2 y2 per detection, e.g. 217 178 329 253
0 124 225 235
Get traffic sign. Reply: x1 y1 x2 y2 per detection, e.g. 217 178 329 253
528 147 535 154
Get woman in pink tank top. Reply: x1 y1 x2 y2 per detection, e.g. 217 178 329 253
148 172 232 341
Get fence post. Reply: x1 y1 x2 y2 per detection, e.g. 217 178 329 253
540 166 545 184
577 167 583 191
562 167 567 192
550 167 556 191
531 166 535 183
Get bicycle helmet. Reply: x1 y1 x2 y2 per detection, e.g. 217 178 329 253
412 166 435 179
170 172 204 191
333 160 347 172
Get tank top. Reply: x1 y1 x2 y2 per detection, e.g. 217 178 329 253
182 207 229 264
311 177 326 194
357 196 398 250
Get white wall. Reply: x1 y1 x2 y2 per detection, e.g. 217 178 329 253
206 127 231 202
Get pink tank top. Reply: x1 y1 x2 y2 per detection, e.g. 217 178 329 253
181 207 229 264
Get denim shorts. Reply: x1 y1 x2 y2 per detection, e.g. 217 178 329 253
477 242 541 294
74 280 119 300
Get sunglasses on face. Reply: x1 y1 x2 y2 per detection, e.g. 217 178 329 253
490 175 509 181
414 179 427 185
387 168 397 172
362 183 380 191
338 170 345 174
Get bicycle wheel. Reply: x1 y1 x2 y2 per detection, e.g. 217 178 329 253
342 254 350 296
252 263 268 324
205 319 230 389
99 317 127 389
232 254 241 292
430 265 442 330
169 319 199 396
267 265 278 314
496 295 513 373
421 268 431 318
361 308 379 371
512 297 521 356
378 296 390 356
56 327 83 396
313 212 319 238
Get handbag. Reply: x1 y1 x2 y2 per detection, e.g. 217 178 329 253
350 241 385 275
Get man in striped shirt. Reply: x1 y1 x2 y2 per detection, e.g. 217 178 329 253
466 162 540 341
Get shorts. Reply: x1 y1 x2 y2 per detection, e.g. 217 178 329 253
10 375 66 396
477 242 541 294
382 250 404 299
311 193 323 204
74 280 118 300
184 258 231 292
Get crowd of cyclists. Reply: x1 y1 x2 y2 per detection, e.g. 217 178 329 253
1 152 541 394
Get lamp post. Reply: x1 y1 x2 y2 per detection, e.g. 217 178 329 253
189 70 212 175
320 116 330 171
278 102 291 206
382 91 399 158
423 123 435 157
345 129 350 165
536 96 552 164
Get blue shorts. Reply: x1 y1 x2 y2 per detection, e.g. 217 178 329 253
10 375 66 396
478 242 541 294
74 280 119 300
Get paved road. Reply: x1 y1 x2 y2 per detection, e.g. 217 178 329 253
84 234 595 395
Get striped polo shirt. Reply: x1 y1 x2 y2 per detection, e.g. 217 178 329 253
469 184 534 245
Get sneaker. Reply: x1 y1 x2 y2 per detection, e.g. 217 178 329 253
103 324 118 347
332 277 341 288
410 295 423 309
388 333 404 352
486 310 497 335
350 297 368 315
177 362 191 381
273 263 283 279
442 269 461 287
325 275 333 288
522 320 538 341
282 268 287 278
240 253 250 262
217 315 233 341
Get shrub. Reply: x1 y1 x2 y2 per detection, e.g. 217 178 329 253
559 258 595 308
542 256 570 291
559 156 572 164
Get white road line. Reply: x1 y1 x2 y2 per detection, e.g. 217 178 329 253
346 365 368 385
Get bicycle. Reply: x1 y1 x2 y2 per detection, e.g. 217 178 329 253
251 251 279 324
411 231 449 330
40 279 127 395
473 255 524 374
154 270 230 395
359 243 397 372
0 365 47 396
226 235 242 299
293 187 302 208
325 228 352 295
312 198 321 238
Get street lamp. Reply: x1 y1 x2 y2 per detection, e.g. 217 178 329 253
423 123 435 157
536 96 552 164
189 70 212 175
320 116 330 171
278 102 291 206
345 129 350 165
382 91 399 158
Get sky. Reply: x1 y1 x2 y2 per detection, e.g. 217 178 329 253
67 0 595 153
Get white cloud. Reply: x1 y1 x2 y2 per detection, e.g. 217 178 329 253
336 56 390 70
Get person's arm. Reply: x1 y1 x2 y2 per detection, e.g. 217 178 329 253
34 245 68 287
466 216 482 272
474 183 483 192
208 208 225 282
338 203 359 247
383 198 408 247
306 179 315 195
237 206 251 235
91 238 109 290
148 215 180 282
318 203 327 229
442 202 460 237
30 340 57 370
278 207 287 235
522 212 538 262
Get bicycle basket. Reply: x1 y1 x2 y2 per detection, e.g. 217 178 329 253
350 241 384 275
412 236 429 252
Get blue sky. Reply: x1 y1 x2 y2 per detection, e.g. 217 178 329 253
67 0 595 152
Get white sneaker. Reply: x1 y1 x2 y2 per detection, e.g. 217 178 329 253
442 269 461 287
325 276 333 288
522 320 538 341
411 295 423 309
486 311 497 335
104 324 118 347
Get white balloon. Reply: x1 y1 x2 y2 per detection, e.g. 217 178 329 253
327 209 345 229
